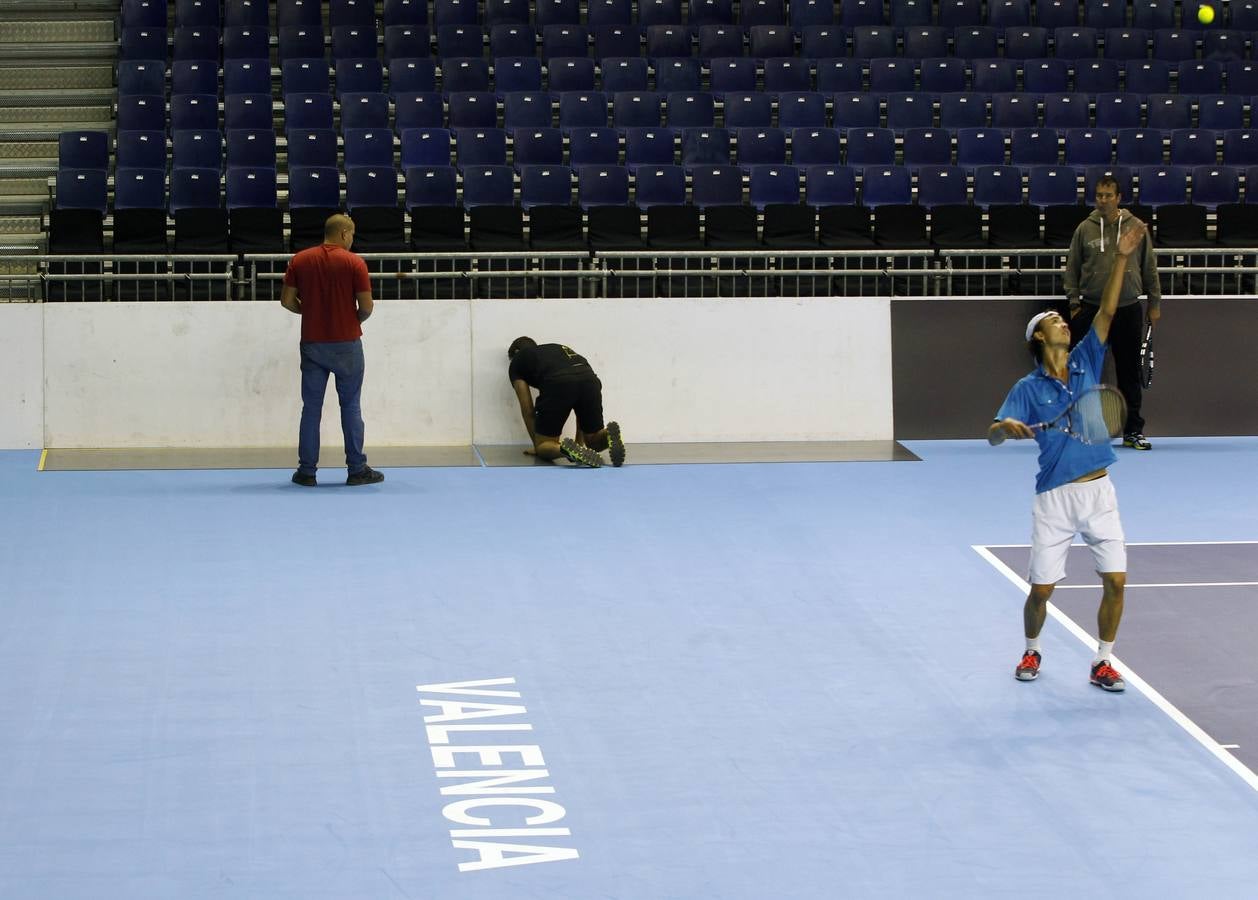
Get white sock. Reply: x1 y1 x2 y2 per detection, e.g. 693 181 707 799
1026 637 1041 654
1094 641 1115 665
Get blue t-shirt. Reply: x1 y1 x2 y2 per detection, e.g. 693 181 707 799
995 328 1119 494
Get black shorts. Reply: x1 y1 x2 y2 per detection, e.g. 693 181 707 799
534 376 604 438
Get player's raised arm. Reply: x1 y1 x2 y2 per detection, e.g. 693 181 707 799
1091 218 1147 345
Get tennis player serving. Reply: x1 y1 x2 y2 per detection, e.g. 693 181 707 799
989 218 1148 692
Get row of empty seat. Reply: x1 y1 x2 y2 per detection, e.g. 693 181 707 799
117 23 1258 63
119 0 1236 31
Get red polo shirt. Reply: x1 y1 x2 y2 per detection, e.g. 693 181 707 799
283 243 371 342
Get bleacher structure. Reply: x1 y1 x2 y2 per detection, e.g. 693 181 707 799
8 0 1258 299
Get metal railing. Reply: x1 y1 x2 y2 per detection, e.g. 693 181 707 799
2 248 1256 302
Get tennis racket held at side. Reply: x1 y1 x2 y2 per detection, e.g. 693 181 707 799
1032 385 1128 445
1139 323 1154 390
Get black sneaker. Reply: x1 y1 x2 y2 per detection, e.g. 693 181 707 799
560 437 602 468
1123 433 1152 450
606 421 626 467
346 465 385 486
292 471 317 487
1090 660 1126 692
1015 650 1041 682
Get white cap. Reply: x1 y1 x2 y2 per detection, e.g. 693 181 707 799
1025 311 1055 341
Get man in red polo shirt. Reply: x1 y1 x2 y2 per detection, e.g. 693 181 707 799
280 213 384 486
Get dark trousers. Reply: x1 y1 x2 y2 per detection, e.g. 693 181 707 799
298 340 368 476
1069 302 1146 436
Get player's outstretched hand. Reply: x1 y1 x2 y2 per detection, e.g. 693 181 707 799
523 447 536 456
1116 218 1146 257
998 417 1036 440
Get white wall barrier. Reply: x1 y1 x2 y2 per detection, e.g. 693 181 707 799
1 298 893 450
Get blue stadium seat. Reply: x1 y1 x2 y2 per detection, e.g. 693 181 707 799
169 166 221 210
223 25 268 60
815 59 862 93
289 166 341 210
172 60 217 95
437 25 484 59
736 126 786 164
612 91 659 127
710 58 757 96
902 127 951 166
287 127 339 167
283 59 331 95
277 0 322 28
681 127 732 167
330 0 375 27
1233 0 1258 28
405 165 458 207
1199 96 1244 131
920 58 967 94
561 91 611 128
1222 129 1258 165
832 92 879 129
1027 164 1080 205
1136 165 1188 206
892 0 932 26
868 59 914 94
346 165 401 208
791 0 834 26
1178 61 1223 96
486 0 530 26
691 0 734 25
624 127 676 169
543 25 590 59
286 92 335 130
115 167 166 208
635 164 686 206
1064 128 1114 165
666 92 715 127
989 0 1031 27
58 131 109 170
973 165 1023 206
577 165 630 206
502 91 552 127
342 127 394 168
1123 60 1169 94
749 24 794 57
224 59 270 95
225 93 273 130
1011 127 1060 165
765 58 812 94
851 26 895 59
790 127 840 165
902 26 948 60
700 25 746 58
118 60 167 98
490 26 537 59
1116 128 1166 166
447 91 498 127
1043 94 1088 128
442 58 490 94
519 164 573 207
400 127 453 166
395 92 445 129
1094 93 1139 129
341 92 390 130
332 26 379 61
1053 26 1097 59
462 165 515 205
1146 95 1192 130
647 25 694 58
433 0 477 27
778 91 827 128
957 127 1007 166
226 167 277 209
226 128 277 168
1082 165 1130 197
991 93 1038 128
916 165 969 206
1074 59 1119 93
1133 0 1173 28
885 93 932 130
1152 29 1198 62
173 128 223 169
1103 28 1149 61
839 0 882 27
385 26 432 60
1003 26 1047 59
939 93 987 129
1225 61 1258 95
116 130 167 168
513 127 564 166
640 0 683 25
279 27 325 61
972 59 1017 94
805 164 857 205
601 57 648 92
844 127 895 165
800 25 846 58
171 93 219 130
588 0 632 27
1082 0 1124 28
1191 165 1240 208
569 126 621 165
723 91 773 126
691 164 743 206
385 0 428 26
120 27 168 61
123 0 167 28
594 25 640 59
117 95 167 133
656 58 703 93
548 58 595 93
455 127 508 166
389 58 438 95
861 165 911 206
953 26 997 58
748 164 800 207
1169 129 1218 166
1036 0 1077 28
173 26 220 61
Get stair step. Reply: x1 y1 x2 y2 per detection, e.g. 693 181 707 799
0 140 58 161
0 20 116 42
0 67 114 91
0 215 42 234
0 105 112 125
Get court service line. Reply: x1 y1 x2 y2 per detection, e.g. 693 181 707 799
972 544 1258 794
1054 582 1258 589
981 541 1258 547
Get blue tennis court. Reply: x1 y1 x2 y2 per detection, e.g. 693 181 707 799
2 438 1257 898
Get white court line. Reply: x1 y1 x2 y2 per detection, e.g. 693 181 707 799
1054 582 1258 589
1222 745 1242 750
981 540 1258 547
972 544 1258 794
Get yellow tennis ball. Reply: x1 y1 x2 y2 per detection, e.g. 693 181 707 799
1198 4 1215 24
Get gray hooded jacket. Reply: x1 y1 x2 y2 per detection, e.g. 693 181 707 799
1062 209 1161 310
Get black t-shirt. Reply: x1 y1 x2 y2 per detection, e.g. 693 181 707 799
508 343 595 389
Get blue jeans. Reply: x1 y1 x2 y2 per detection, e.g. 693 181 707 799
298 340 367 476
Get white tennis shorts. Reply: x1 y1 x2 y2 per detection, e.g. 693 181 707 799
1028 475 1127 585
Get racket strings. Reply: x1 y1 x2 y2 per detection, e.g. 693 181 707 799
1069 387 1127 443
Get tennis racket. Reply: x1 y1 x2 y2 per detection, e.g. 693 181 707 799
1032 385 1128 445
1139 323 1155 389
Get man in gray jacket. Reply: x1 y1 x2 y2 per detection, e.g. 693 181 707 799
1062 175 1162 450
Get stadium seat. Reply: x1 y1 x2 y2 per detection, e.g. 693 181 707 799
116 130 168 169
286 92 335 131
512 127 564 167
287 128 338 168
400 127 453 167
173 128 223 169
385 26 432 60
455 127 508 167
569 127 621 166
